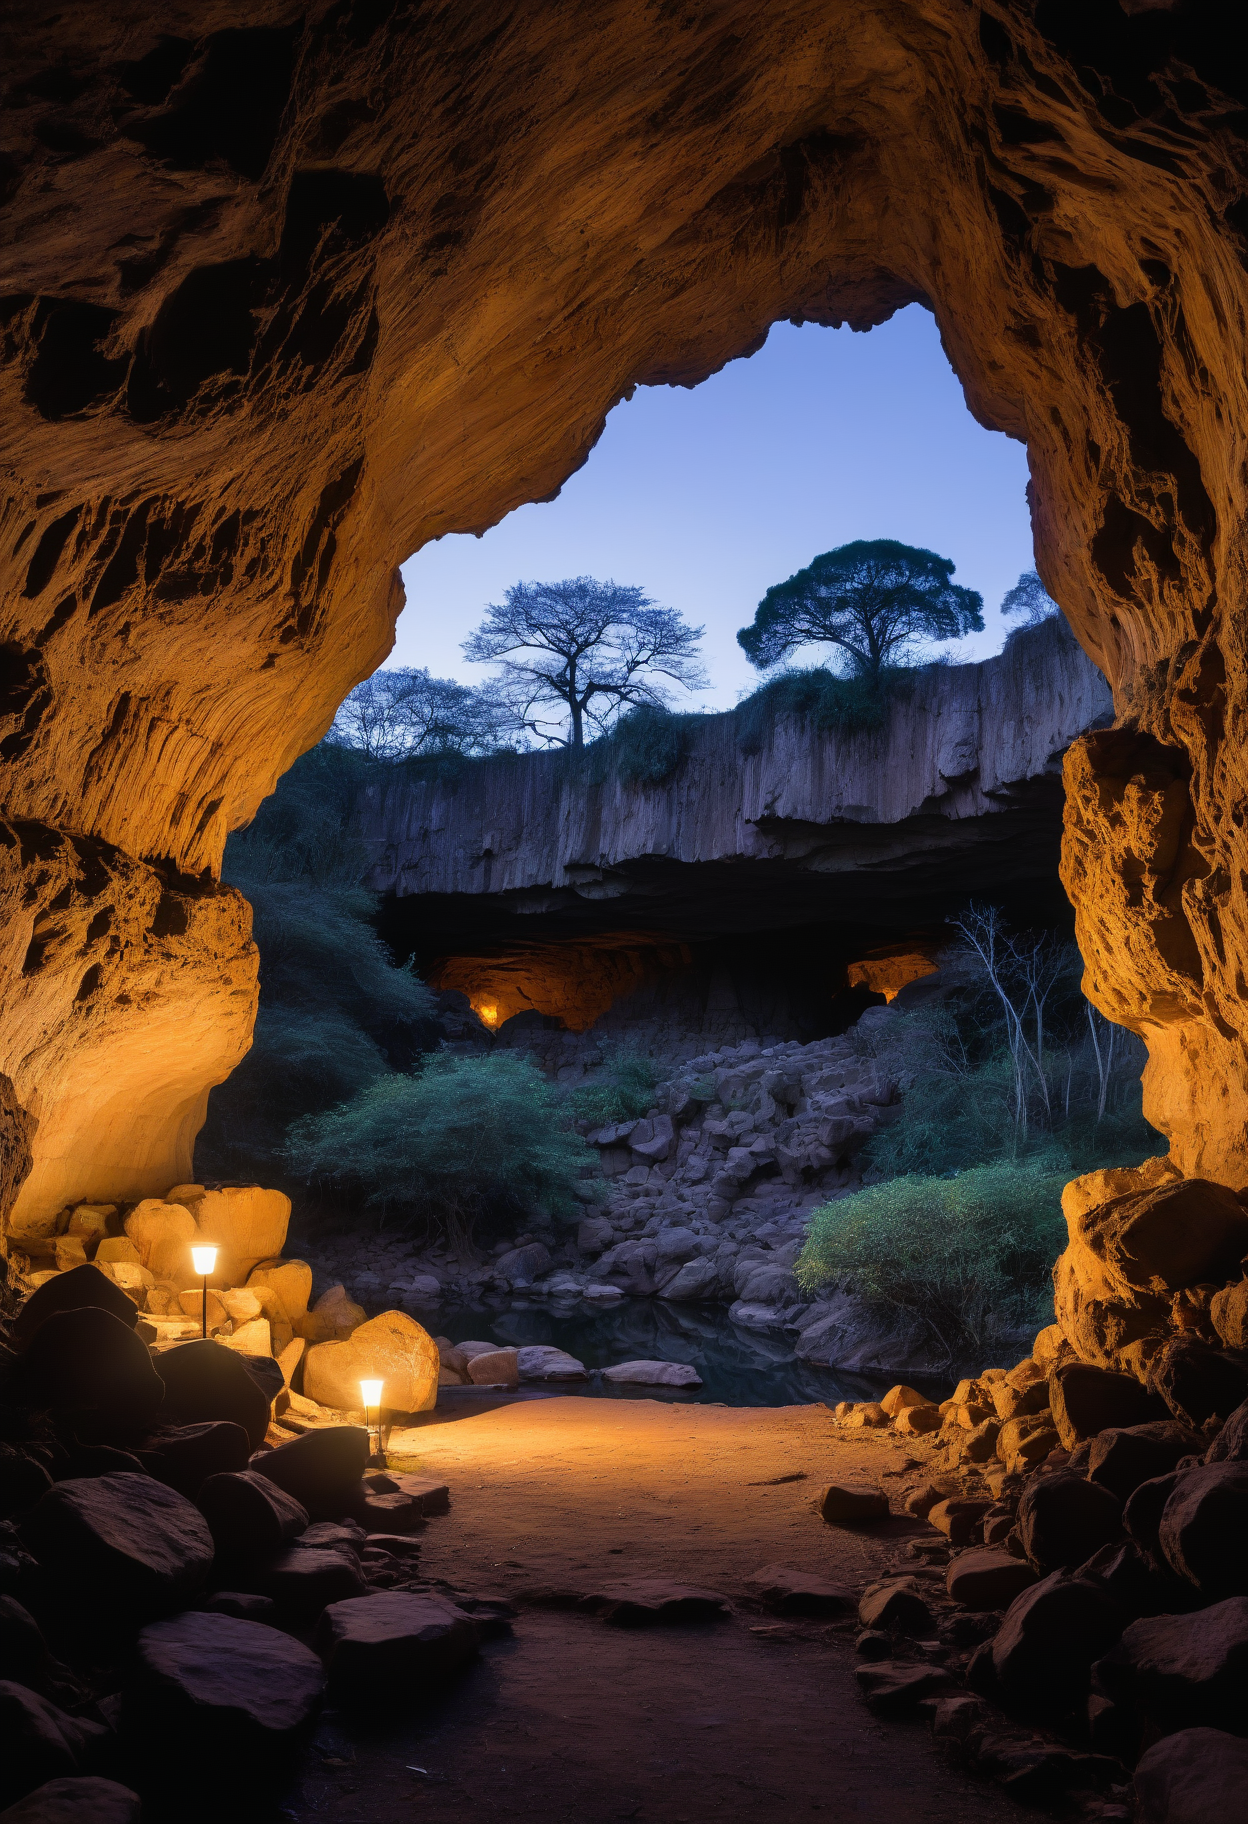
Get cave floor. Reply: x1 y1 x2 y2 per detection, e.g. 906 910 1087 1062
292 1400 1019 1824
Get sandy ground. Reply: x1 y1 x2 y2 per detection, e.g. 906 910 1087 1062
291 1397 1016 1824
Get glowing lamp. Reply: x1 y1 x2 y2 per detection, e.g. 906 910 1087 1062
190 1245 218 1338
360 1379 385 1465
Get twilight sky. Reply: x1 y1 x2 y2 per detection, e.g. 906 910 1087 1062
391 304 1036 713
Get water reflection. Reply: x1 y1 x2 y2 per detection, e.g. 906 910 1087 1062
433 1296 952 1409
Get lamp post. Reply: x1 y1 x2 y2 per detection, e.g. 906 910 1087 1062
360 1379 384 1465
190 1245 218 1338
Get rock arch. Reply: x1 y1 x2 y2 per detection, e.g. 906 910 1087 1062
2 3 1245 1291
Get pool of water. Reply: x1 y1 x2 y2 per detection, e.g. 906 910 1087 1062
432 1296 954 1409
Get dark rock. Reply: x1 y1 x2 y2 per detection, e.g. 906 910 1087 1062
1211 1278 1248 1349
237 1354 283 1409
196 1470 309 1560
21 1472 212 1624
0 1450 52 1522
1123 1472 1180 1560
858 1577 933 1635
855 1661 955 1714
12 1267 138 1345
0 1597 78 1702
135 1421 251 1496
251 1427 368 1520
57 1444 144 1481
1078 1539 1196 1621
0 1682 106 1810
1080 1178 1248 1295
1149 1336 1248 1429
1157 1463 1248 1597
748 1564 855 1615
928 1498 992 1546
1087 1422 1205 1503
155 1341 270 1452
991 1571 1122 1712
123 1611 323 1787
363 1532 423 1560
242 1543 367 1623
1049 1364 1165 1450
0 1524 43 1610
351 1489 426 1534
201 1591 278 1623
583 1579 731 1626
946 1547 1038 1612
300 1519 364 1551
819 1484 888 1523
855 1629 893 1659
317 1591 480 1706
970 1735 1123 1804
383 1473 450 1516
1094 1597 1248 1738
1134 1726 1248 1824
1017 1471 1124 1573
14 1310 163 1435
0 1779 141 1824
1203 1393 1248 1462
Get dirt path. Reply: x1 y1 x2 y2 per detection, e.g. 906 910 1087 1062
296 1398 1015 1824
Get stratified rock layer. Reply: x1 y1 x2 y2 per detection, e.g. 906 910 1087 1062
2 4 1247 1236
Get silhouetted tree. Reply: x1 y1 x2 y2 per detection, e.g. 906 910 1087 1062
462 576 706 749
329 667 511 760
1001 569 1060 630
738 539 983 681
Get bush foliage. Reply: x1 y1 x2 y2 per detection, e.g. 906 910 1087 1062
732 668 900 756
285 1054 597 1240
796 1164 1068 1364
569 1049 659 1126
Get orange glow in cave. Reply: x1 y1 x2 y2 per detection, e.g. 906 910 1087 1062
432 935 690 1033
474 1001 501 1028
845 947 940 1003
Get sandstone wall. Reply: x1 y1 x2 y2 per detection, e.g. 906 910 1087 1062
2 2 1247 1244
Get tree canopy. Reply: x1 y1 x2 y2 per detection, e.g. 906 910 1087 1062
1001 569 1060 630
462 576 707 749
328 666 511 760
737 539 984 680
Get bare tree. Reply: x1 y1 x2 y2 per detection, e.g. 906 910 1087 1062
329 668 512 760
462 577 707 750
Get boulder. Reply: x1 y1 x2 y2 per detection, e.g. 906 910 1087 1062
1049 1363 1165 1449
1087 1421 1205 1503
879 1384 926 1417
658 1257 722 1302
576 1216 614 1255
0 1778 142 1823
220 1318 272 1358
202 1591 278 1622
464 1348 520 1388
1094 1597 1248 1737
1210 1278 1248 1349
991 1378 1050 1422
317 1591 480 1705
820 1485 888 1524
303 1310 439 1414
135 1421 251 1496
946 1548 1039 1612
1074 1178 1248 1297
176 1287 229 1331
298 1285 368 1343
172 1187 291 1289
122 1200 198 1281
1017 1472 1124 1573
0 1596 62 1695
1123 1472 1181 1560
843 1403 889 1429
855 1661 956 1715
1149 1336 1248 1429
493 1242 551 1284
1206 1394 1248 1462
584 1579 731 1626
515 1346 587 1382
928 1498 992 1546
242 1543 367 1621
1133 1726 1248 1824
155 1340 270 1451
196 1471 309 1560
748 1565 855 1616
21 1473 213 1624
252 1426 369 1520
0 1686 107 1811
858 1578 933 1635
14 1308 163 1435
893 1403 941 1436
997 1414 1060 1473
601 1360 702 1388
352 1489 426 1534
0 1450 52 1522
123 1611 323 1784
93 1239 139 1267
1157 1463 1248 1598
11 1266 138 1345
991 1571 1122 1711
246 1258 313 1323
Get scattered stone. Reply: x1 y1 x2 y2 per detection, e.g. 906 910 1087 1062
0 1778 142 1823
582 1284 624 1302
21 1473 213 1624
997 1415 1060 1474
201 1591 278 1623
155 1340 271 1452
946 1548 1038 1612
516 1346 587 1382
93 1238 139 1267
1123 1472 1181 1560
197 1470 310 1559
880 1385 927 1417
351 1490 426 1535
1157 1463 1248 1597
961 1417 1002 1461
12 1266 139 1345
220 1318 273 1358
135 1421 251 1497
243 1542 368 1621
820 1484 889 1524
123 1610 322 1785
1094 1597 1248 1737
1133 1725 1248 1824
971 1737 1124 1804
855 1661 955 1714
601 1360 702 1388
844 1403 889 1428
252 1426 369 1521
14 1308 163 1436
894 1403 942 1435
1087 1422 1205 1503
0 1681 107 1810
247 1258 314 1323
465 1348 520 1387
748 1565 855 1616
991 1570 1122 1712
1017 1471 1124 1573
304 1311 440 1414
902 1484 944 1519
584 1580 731 1626
855 1629 893 1660
928 1498 992 1546
317 1591 480 1705
1149 1336 1248 1430
1049 1363 1165 1449
858 1577 933 1635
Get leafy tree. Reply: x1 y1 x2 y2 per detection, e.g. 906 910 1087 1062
1001 569 1059 630
737 539 983 681
329 666 511 760
462 576 707 750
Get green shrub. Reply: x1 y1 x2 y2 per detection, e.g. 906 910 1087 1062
569 1048 659 1126
732 668 903 757
581 704 702 786
285 1054 597 1240
796 1164 1068 1365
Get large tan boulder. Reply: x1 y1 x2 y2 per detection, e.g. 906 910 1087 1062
1052 1241 1170 1370
303 1311 439 1415
247 1258 313 1323
125 1199 199 1280
1072 1178 1248 1299
1060 1156 1180 1226
171 1187 292 1287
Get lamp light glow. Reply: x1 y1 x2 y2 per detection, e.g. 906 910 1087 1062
190 1246 218 1276
360 1379 384 1406
360 1378 385 1466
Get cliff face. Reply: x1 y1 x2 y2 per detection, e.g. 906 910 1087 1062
2 1 1247 1244
362 622 1111 936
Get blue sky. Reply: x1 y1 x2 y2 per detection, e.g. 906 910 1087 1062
392 305 1036 712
